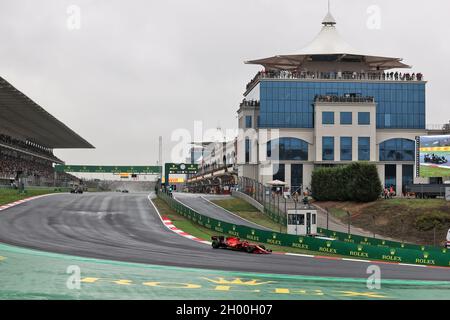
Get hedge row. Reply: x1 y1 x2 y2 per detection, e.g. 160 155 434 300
311 162 382 202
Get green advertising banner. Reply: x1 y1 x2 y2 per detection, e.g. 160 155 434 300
256 198 445 254
159 192 450 268
315 228 446 254
55 165 161 174
165 163 199 175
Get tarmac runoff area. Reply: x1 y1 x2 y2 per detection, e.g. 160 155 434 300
0 192 449 299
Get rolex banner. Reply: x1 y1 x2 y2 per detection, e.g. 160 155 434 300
159 193 450 267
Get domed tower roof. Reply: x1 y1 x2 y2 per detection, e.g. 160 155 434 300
322 11 336 25
245 8 410 71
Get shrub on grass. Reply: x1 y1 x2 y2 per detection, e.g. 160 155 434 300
311 163 382 202
415 212 450 231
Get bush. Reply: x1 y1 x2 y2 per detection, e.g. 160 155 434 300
415 212 450 231
311 163 382 202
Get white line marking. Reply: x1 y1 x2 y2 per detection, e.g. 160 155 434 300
285 252 315 258
342 258 371 263
398 263 427 268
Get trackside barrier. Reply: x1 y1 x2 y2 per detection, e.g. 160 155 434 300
158 193 450 267
316 227 447 254
235 188 444 254
236 177 446 254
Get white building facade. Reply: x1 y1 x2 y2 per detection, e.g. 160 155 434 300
237 11 428 196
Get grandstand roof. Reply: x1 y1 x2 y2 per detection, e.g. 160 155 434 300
0 76 94 149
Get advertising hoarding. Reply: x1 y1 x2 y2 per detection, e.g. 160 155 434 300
418 135 450 178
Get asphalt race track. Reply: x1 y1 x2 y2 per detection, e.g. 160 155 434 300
174 193 271 230
0 192 449 281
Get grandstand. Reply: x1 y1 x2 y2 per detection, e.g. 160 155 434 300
0 76 94 187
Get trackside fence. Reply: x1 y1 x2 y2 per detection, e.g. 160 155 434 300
316 228 447 254
237 176 445 254
158 192 450 268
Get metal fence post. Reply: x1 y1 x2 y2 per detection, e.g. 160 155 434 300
326 209 329 230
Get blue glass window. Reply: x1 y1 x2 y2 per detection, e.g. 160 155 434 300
379 138 415 161
267 138 308 161
291 164 303 191
340 112 352 125
358 112 370 125
340 137 352 161
273 163 285 182
245 116 252 128
245 138 250 163
258 81 425 129
322 137 334 161
358 137 370 161
322 112 334 125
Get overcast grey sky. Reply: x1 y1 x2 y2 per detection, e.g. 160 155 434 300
1 0 449 166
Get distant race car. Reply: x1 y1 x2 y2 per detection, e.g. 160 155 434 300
70 187 83 194
121 190 129 193
211 236 272 254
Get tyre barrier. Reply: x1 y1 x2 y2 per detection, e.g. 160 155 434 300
158 193 450 267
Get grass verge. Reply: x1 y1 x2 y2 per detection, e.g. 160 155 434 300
419 165 450 178
0 188 64 206
210 197 287 233
152 197 349 258
316 199 450 246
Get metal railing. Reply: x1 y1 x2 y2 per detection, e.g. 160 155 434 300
314 95 375 103
245 70 424 94
237 176 289 226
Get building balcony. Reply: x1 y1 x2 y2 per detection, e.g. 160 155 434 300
245 70 425 95
314 95 375 104
188 163 236 181
240 99 260 108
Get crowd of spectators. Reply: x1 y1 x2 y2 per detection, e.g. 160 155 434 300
240 99 260 107
314 94 375 103
245 70 424 92
0 148 55 179
0 133 60 161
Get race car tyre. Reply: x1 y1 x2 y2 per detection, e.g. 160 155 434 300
212 241 220 249
246 246 255 253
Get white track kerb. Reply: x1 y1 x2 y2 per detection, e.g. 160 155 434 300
148 194 211 245
0 194 56 212
148 194 450 270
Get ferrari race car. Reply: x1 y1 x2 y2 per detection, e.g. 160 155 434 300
211 236 272 254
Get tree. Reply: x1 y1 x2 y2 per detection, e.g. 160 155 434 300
311 163 382 202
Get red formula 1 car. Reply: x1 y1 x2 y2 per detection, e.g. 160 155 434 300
211 236 272 254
